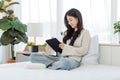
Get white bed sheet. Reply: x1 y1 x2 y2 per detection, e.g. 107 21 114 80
0 62 120 80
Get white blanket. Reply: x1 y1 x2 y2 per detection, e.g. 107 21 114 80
0 62 120 80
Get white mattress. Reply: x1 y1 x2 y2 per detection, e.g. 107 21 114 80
0 62 120 80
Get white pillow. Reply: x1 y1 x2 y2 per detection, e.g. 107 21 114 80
81 35 99 65
25 62 46 69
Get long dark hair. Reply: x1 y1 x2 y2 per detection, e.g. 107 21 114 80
63 8 83 46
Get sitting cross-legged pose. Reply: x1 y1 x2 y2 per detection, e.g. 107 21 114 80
30 8 91 70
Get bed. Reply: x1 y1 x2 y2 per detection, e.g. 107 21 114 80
0 35 120 80
0 62 120 80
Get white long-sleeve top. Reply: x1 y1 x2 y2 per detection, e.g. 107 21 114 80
61 29 91 62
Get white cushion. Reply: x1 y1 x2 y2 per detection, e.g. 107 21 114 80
25 62 46 69
81 35 99 65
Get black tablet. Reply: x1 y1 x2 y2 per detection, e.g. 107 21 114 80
46 38 62 53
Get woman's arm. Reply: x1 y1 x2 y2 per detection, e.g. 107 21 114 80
61 30 91 57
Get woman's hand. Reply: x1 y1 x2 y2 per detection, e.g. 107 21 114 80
59 42 65 49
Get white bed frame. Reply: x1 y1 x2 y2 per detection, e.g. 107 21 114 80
99 43 120 66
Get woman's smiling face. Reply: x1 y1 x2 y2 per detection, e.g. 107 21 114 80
67 15 78 30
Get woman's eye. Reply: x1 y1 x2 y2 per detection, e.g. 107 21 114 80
68 19 72 22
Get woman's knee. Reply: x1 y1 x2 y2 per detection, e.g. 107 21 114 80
30 54 43 62
29 54 36 62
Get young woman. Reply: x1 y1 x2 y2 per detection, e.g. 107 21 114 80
30 8 91 70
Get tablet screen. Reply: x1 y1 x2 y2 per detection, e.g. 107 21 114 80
46 38 62 53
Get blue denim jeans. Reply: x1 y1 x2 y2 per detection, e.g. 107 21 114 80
30 53 80 70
